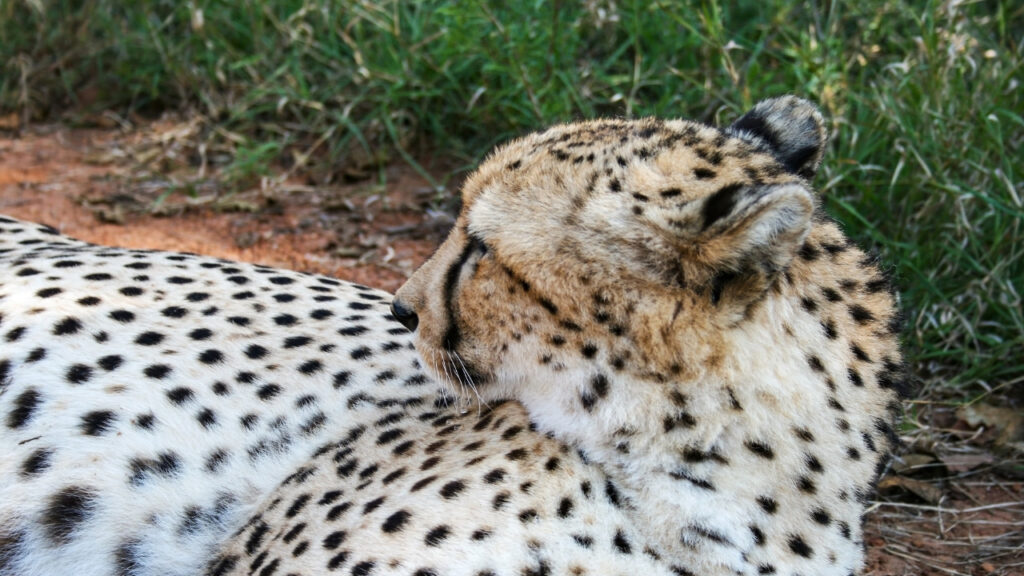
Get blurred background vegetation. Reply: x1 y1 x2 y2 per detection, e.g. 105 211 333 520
1 0 1021 398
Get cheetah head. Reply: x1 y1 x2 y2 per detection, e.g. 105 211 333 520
395 96 906 574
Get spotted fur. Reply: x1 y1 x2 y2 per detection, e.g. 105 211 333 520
0 217 433 576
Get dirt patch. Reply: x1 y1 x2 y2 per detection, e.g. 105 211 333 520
1 125 1021 576
0 125 448 292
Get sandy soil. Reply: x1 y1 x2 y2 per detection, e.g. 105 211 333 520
1 126 1021 576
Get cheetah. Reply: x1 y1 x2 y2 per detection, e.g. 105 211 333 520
0 96 907 576
212 96 909 576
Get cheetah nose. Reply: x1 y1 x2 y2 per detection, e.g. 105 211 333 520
390 299 419 332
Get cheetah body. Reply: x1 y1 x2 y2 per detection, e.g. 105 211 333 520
0 217 435 576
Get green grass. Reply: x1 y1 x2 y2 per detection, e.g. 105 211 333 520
2 0 1021 394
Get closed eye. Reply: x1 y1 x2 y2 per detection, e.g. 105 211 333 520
468 234 489 256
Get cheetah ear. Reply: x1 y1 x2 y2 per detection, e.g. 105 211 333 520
694 182 814 275
726 96 827 180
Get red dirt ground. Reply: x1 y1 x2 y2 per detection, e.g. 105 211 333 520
1 126 1021 576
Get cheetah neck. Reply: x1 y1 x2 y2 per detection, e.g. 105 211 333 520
513 279 898 576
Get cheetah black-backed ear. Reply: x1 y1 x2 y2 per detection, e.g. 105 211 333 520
726 96 827 180
696 182 814 275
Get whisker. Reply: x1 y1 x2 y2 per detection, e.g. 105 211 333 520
432 349 454 407
452 350 487 414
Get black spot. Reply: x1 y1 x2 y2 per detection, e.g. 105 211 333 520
128 452 180 485
8 388 41 429
823 319 838 339
848 368 864 387
797 476 816 494
326 551 348 571
83 273 112 281
66 363 93 385
376 428 404 445
750 525 766 546
613 530 632 554
669 469 715 490
788 534 814 558
204 449 229 473
199 349 224 365
285 494 311 518
849 304 875 324
98 355 124 371
284 336 313 348
274 314 298 326
663 411 697 432
189 328 213 340
42 486 96 544
362 496 385 515
339 325 368 337
591 373 609 398
196 408 217 428
807 355 825 372
351 561 376 576
790 426 815 438
822 287 842 302
425 525 450 547
604 480 623 507
167 387 194 404
323 530 347 549
135 331 165 346
757 496 778 514
257 384 281 400
381 510 411 533
81 410 117 435
53 317 83 336
811 508 831 525
115 539 142 576
518 508 539 523
245 522 270 555
244 345 269 360
799 243 820 261
745 440 775 459
104 309 136 324
573 534 593 548
161 306 188 319
298 359 323 375
21 448 53 476
143 364 172 379
135 413 155 430
440 480 467 499
538 298 558 315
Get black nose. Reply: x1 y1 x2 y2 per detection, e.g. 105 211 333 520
390 299 419 332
